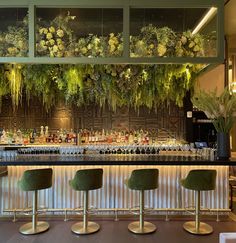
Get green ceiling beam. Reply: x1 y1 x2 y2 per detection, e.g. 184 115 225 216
0 57 223 65
28 4 35 58
0 0 220 7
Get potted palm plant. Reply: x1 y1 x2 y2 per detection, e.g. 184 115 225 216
192 88 236 160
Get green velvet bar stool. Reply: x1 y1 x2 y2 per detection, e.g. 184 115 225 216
125 169 159 234
181 169 217 235
18 168 53 235
69 168 103 235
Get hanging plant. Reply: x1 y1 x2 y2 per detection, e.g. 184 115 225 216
63 65 84 96
22 64 61 111
5 64 23 109
0 63 201 113
0 65 10 110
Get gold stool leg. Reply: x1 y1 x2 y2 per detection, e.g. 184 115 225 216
183 190 213 235
19 190 49 235
128 190 156 234
71 190 100 235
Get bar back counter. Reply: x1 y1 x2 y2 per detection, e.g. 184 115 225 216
0 147 234 219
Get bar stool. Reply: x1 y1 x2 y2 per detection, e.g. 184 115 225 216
69 168 103 235
181 169 217 235
125 169 159 234
18 168 53 235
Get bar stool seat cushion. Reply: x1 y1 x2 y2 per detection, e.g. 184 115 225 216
125 169 159 191
69 169 103 191
181 169 216 191
18 168 53 191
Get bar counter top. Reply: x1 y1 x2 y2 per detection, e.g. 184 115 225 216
0 154 236 166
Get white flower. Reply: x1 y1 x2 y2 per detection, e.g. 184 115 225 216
157 44 167 56
49 26 55 33
40 40 46 46
81 47 87 54
53 45 58 52
39 28 44 35
57 29 64 38
18 40 24 48
46 33 53 40
181 36 187 45
43 28 48 34
49 51 54 57
58 44 64 51
49 39 55 46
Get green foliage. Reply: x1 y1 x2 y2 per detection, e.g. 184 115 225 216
5 64 23 109
192 88 236 133
0 16 28 57
0 64 201 112
0 65 10 109
131 25 177 57
22 64 62 111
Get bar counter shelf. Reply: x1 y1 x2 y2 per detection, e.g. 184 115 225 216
0 144 235 165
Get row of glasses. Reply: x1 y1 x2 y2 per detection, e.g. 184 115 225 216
0 150 17 160
18 147 60 155
59 146 84 156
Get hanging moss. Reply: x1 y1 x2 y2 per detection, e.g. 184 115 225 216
4 64 23 110
0 63 201 112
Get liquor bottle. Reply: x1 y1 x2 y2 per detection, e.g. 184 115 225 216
128 131 134 144
72 130 77 144
81 130 85 144
67 133 71 143
77 131 81 145
30 131 35 143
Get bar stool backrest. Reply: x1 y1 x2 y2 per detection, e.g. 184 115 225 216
18 168 53 191
127 169 159 190
181 169 217 191
70 168 103 191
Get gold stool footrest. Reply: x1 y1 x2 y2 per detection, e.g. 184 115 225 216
183 221 213 235
128 221 156 234
19 221 49 235
129 206 154 215
71 221 100 235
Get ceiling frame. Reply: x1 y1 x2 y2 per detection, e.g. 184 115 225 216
0 0 224 64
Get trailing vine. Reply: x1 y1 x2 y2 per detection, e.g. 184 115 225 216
0 64 200 112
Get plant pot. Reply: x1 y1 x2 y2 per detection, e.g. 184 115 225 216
217 132 230 160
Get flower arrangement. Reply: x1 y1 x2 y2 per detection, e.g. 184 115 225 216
192 88 236 132
130 25 176 57
175 31 204 57
0 16 28 57
36 12 76 57
0 11 212 58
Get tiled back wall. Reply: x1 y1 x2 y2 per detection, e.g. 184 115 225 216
0 97 186 140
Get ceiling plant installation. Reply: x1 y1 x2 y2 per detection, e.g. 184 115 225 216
0 63 201 112
0 11 214 58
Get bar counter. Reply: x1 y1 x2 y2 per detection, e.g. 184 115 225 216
0 151 233 217
0 154 236 165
